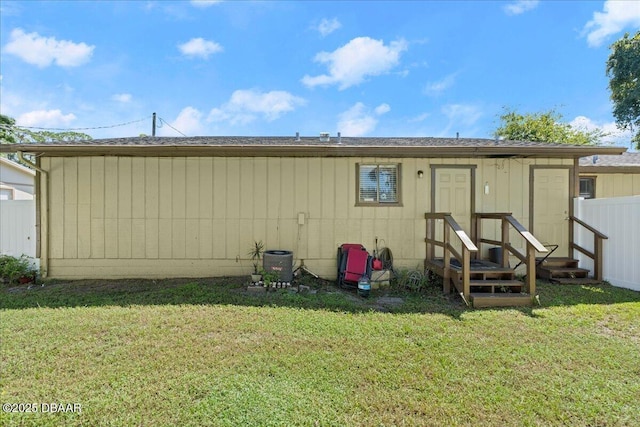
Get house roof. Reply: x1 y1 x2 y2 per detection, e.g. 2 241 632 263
579 152 640 173
0 136 627 159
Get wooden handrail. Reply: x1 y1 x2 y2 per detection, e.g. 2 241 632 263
503 215 548 253
425 212 478 253
474 212 513 219
569 215 607 281
473 212 547 301
443 216 479 252
570 215 608 240
425 212 477 301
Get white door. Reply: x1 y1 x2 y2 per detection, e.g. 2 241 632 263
533 168 569 257
434 168 472 257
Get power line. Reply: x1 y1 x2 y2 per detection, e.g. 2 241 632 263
8 116 152 132
1 114 189 137
158 117 187 137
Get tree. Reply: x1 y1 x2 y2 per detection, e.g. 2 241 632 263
1 114 92 161
0 114 92 144
494 108 604 145
607 31 640 149
0 114 17 144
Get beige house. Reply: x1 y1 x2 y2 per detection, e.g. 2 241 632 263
0 156 35 200
579 152 640 198
0 136 626 307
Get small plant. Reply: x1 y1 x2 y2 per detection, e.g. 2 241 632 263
0 254 38 285
247 241 265 275
261 269 279 286
391 267 433 292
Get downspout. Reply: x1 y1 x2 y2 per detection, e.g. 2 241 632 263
17 151 49 278
570 157 579 258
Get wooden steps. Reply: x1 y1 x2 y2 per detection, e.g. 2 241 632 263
536 257 593 283
469 279 523 293
428 258 535 308
470 293 534 308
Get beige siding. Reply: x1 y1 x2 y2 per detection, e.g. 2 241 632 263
44 156 571 279
588 173 640 198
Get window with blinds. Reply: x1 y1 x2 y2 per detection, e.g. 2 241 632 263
357 164 400 205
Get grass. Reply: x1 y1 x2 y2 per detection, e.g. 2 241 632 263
1 276 639 426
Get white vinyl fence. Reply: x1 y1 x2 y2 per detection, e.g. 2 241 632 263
574 196 640 291
0 200 36 258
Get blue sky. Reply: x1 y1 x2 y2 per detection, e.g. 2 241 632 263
1 0 639 147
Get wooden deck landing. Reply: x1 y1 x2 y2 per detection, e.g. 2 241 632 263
426 258 515 278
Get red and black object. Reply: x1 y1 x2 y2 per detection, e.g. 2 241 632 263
336 244 373 289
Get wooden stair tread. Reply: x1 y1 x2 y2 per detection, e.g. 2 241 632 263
538 266 589 273
536 257 578 262
470 280 522 286
468 267 514 274
551 277 604 285
469 293 533 308
537 259 579 268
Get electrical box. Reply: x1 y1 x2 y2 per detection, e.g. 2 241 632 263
297 213 305 225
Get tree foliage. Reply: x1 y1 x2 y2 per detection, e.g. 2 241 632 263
1 114 92 161
606 31 640 149
0 114 92 144
0 114 18 144
494 108 604 145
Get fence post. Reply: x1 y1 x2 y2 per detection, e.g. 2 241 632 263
526 243 536 298
594 235 604 282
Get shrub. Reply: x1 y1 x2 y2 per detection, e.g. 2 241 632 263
0 254 38 285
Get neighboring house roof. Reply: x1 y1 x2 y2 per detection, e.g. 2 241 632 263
0 156 36 198
0 136 627 159
0 156 36 176
579 152 640 173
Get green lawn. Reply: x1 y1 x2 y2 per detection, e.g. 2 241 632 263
1 277 639 426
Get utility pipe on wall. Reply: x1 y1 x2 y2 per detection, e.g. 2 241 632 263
17 151 49 278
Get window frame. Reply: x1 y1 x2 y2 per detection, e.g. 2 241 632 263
579 176 596 199
355 163 402 207
0 186 15 201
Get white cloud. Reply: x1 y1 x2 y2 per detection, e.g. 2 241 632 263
337 102 390 137
159 107 204 136
439 104 482 136
16 109 76 127
112 93 132 103
504 0 540 16
408 112 430 123
582 1 640 48
374 103 391 115
301 37 408 90
316 18 341 37
4 28 94 68
178 37 223 59
423 73 457 96
442 104 482 126
208 89 306 125
570 115 633 146
190 0 222 7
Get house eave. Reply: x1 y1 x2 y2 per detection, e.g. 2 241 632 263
580 165 640 174
0 143 627 159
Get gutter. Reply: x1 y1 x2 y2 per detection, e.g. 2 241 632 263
1 143 628 159
17 151 49 279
